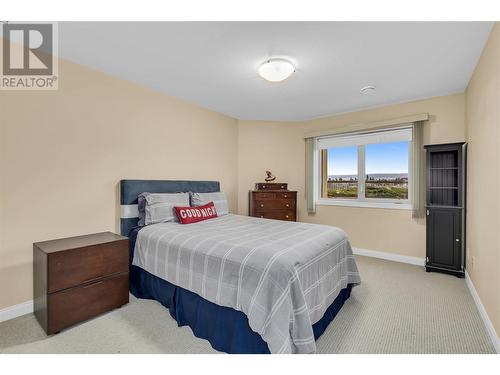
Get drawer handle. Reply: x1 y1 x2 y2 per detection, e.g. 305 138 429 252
81 275 104 285
285 204 290 207
260 215 264 218
262 185 266 189
285 215 289 219
281 186 284 189
83 280 104 289
284 194 287 198
260 204 264 208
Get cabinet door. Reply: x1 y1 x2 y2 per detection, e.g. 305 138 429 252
427 208 461 270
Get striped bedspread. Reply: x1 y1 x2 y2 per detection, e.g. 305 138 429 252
132 214 361 353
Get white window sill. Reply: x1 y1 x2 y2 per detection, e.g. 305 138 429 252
316 199 412 210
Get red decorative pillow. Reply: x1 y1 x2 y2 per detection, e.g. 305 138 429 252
174 201 218 224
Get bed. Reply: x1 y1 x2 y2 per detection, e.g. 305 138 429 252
120 179 361 354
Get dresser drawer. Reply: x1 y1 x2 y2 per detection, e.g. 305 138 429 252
252 192 276 200
254 211 296 221
47 272 129 334
255 183 288 190
47 240 128 293
275 192 296 199
254 199 296 211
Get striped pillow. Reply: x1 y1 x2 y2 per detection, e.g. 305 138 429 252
190 192 229 216
144 192 190 225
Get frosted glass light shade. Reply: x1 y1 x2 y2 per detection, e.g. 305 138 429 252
258 59 295 82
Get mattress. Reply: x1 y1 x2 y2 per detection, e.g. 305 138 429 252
131 214 361 353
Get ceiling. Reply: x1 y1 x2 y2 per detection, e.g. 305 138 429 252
58 22 493 121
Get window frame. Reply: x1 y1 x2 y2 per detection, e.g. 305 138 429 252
314 127 413 210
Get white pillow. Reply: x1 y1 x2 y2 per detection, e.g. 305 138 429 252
145 192 189 225
191 192 229 216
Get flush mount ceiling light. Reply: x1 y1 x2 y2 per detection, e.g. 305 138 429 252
360 86 376 95
258 58 295 82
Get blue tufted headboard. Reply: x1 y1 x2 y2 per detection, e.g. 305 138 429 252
119 179 220 237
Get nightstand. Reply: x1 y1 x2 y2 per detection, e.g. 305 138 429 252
33 232 129 334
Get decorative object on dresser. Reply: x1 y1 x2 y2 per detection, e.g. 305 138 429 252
264 170 276 182
33 232 129 334
424 142 466 278
249 182 297 221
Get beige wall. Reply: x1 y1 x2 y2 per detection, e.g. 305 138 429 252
238 94 466 258
0 59 239 309
465 23 500 336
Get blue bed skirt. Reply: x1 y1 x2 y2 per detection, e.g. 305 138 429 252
129 265 353 354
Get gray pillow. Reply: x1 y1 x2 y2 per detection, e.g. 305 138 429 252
137 192 149 227
144 192 190 225
190 192 229 216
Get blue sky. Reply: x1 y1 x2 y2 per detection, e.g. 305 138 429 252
327 141 409 175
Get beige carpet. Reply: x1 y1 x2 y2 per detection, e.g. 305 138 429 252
0 256 495 354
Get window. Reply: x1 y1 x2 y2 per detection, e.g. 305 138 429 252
365 142 409 200
322 146 358 199
315 127 412 209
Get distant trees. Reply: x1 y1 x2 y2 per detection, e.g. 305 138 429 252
328 174 410 182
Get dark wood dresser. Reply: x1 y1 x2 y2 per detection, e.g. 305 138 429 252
249 183 297 221
33 232 129 334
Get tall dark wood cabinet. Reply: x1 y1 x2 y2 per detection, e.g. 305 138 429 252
424 142 466 277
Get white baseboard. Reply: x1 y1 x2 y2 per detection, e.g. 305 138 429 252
465 271 500 353
0 299 33 323
353 247 425 266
